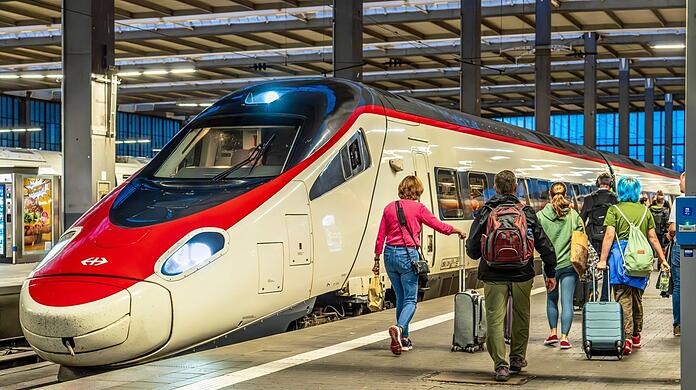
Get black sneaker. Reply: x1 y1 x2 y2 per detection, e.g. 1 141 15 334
401 338 413 351
509 356 527 374
495 366 510 382
675 325 681 337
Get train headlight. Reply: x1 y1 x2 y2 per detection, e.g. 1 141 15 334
160 231 226 277
245 90 282 105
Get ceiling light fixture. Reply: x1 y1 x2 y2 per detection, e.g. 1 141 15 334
142 69 168 75
0 127 42 133
170 68 196 74
20 74 45 79
651 43 686 50
116 139 151 144
0 74 19 79
117 71 142 77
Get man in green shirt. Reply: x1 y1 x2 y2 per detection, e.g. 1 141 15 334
597 177 670 356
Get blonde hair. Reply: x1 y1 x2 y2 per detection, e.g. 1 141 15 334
549 182 571 218
398 175 424 200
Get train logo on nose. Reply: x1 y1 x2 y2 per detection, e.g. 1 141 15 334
81 257 108 266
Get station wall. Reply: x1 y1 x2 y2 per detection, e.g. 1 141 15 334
0 95 181 158
494 111 686 172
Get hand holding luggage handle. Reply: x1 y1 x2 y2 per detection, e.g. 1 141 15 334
592 258 611 303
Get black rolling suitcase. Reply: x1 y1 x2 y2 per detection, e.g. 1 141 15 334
573 279 590 309
452 239 487 352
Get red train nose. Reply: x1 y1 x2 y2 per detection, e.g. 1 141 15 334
20 276 173 366
27 276 134 307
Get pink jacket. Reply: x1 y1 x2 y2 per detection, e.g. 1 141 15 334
374 199 456 255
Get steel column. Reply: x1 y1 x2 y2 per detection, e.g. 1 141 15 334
665 93 674 169
683 1 696 388
645 79 655 164
534 0 551 133
333 0 363 81
583 32 598 148
62 0 116 228
460 0 481 115
618 58 630 156
18 91 31 148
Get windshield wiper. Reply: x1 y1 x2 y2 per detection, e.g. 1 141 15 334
211 133 277 181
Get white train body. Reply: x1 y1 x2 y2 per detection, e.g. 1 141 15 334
18 79 679 367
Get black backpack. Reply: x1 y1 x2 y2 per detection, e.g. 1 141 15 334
586 192 617 242
650 205 670 242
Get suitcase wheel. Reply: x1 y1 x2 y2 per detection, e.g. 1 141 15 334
584 341 592 360
616 341 624 360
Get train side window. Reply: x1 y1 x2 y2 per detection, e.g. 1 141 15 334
468 172 488 216
435 168 463 220
309 130 371 200
527 179 549 212
484 173 497 200
527 179 539 211
538 180 551 206
516 179 529 205
565 183 578 209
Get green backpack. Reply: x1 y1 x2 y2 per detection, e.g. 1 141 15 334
614 205 654 277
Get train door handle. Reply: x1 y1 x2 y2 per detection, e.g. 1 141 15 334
427 235 434 253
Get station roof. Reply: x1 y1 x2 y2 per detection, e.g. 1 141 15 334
0 0 687 117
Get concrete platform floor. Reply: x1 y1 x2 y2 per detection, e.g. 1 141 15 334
0 263 36 289
45 275 680 389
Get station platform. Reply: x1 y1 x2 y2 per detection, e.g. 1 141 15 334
0 263 36 290
8 274 681 390
0 263 36 339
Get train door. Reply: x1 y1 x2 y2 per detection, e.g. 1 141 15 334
412 148 435 265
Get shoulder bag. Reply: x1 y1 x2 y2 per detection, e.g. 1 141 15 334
395 201 430 276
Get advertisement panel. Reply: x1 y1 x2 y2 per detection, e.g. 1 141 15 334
23 177 52 254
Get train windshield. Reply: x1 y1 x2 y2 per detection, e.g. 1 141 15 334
153 125 299 180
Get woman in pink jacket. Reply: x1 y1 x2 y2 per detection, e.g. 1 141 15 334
373 175 465 355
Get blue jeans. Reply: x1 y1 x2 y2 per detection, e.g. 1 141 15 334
384 245 419 337
546 266 578 336
672 242 681 326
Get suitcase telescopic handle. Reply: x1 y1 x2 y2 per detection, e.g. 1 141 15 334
592 258 612 303
459 235 466 292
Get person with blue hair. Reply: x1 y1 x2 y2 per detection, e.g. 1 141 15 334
597 176 670 356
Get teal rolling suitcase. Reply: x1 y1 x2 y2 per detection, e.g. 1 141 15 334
582 265 624 360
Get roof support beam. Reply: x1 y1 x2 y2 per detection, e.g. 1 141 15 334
535 0 551 133
460 0 481 115
619 58 630 156
645 78 655 163
665 93 674 168
333 0 363 81
584 32 598 148
62 0 116 227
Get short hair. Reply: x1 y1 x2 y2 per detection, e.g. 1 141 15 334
494 170 517 195
617 176 641 203
398 175 424 200
597 172 613 187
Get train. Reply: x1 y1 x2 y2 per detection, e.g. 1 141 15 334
18 79 680 367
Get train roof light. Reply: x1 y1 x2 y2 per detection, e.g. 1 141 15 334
245 90 281 105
